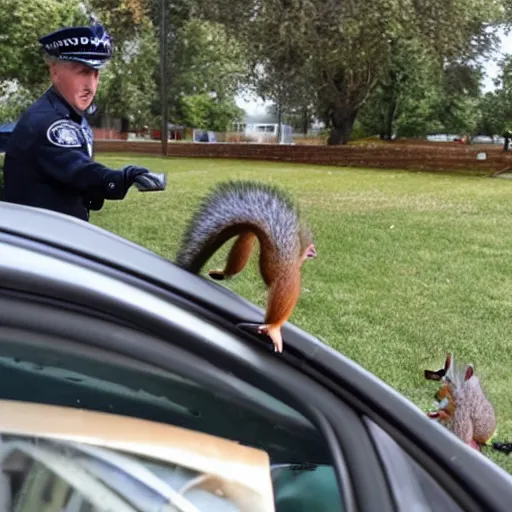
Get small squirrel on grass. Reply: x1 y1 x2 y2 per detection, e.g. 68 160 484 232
175 180 317 353
424 353 497 451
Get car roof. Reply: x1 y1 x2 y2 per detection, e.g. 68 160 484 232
0 201 341 363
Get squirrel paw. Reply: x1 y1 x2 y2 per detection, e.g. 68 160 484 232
208 269 226 281
469 439 481 451
257 324 283 353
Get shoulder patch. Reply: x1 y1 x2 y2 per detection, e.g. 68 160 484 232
46 119 83 148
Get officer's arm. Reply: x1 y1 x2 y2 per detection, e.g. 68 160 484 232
35 119 128 200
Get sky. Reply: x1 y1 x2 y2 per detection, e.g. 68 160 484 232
236 28 512 117
481 26 512 92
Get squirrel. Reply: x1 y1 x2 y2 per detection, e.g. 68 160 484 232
424 353 497 451
174 179 317 353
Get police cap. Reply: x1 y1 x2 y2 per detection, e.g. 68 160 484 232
39 23 113 70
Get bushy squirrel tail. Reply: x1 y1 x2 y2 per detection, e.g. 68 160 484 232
175 180 306 275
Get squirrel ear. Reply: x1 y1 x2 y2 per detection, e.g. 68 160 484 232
424 369 443 381
302 243 317 260
465 365 474 381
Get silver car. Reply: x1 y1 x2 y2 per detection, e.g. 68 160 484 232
0 200 512 512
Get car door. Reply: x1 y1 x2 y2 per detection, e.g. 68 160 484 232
1 221 512 512
0 230 394 512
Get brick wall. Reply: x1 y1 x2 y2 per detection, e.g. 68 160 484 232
93 128 127 140
94 140 512 175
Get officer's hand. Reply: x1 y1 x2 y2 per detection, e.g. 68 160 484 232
122 165 150 189
133 172 167 192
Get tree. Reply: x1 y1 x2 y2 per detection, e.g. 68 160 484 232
197 0 505 144
476 90 508 137
357 37 440 140
87 0 149 38
0 0 87 122
181 93 244 131
157 17 248 128
82 0 160 131
0 0 159 129
85 2 248 131
431 62 484 135
253 57 316 137
0 0 87 89
92 17 160 131
476 55 512 148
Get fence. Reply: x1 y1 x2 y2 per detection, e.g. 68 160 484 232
93 139 512 175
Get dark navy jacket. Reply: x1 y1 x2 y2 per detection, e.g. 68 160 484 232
3 86 127 221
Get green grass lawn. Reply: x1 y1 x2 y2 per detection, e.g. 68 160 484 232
93 152 512 472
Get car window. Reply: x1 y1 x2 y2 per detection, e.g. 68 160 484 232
271 464 342 512
1 433 256 512
365 418 464 512
0 332 344 511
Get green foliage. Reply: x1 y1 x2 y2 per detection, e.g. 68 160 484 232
0 0 88 123
173 19 247 100
181 93 244 131
93 17 159 129
476 54 512 136
0 85 43 125
165 19 248 125
198 0 506 143
86 0 149 40
431 63 483 135
476 91 508 136
0 0 87 89
359 44 486 138
1 0 507 139
395 63 484 137
357 37 441 138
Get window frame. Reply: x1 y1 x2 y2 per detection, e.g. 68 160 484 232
0 288 397 512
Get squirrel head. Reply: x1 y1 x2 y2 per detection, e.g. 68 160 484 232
425 355 484 420
425 353 456 423
427 382 456 425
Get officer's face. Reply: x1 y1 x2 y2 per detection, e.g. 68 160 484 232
50 61 99 112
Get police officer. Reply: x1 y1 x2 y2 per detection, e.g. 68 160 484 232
3 22 163 221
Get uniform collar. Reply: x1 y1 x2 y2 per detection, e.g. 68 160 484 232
45 86 85 124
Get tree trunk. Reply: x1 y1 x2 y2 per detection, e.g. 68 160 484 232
277 101 282 143
302 106 309 135
121 117 130 134
383 93 398 141
381 72 399 141
327 108 358 145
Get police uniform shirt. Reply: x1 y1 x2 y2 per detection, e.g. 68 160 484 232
3 86 127 221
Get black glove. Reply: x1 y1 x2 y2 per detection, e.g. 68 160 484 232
133 172 167 192
122 165 151 189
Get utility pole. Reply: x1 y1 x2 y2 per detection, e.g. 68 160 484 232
160 0 168 155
